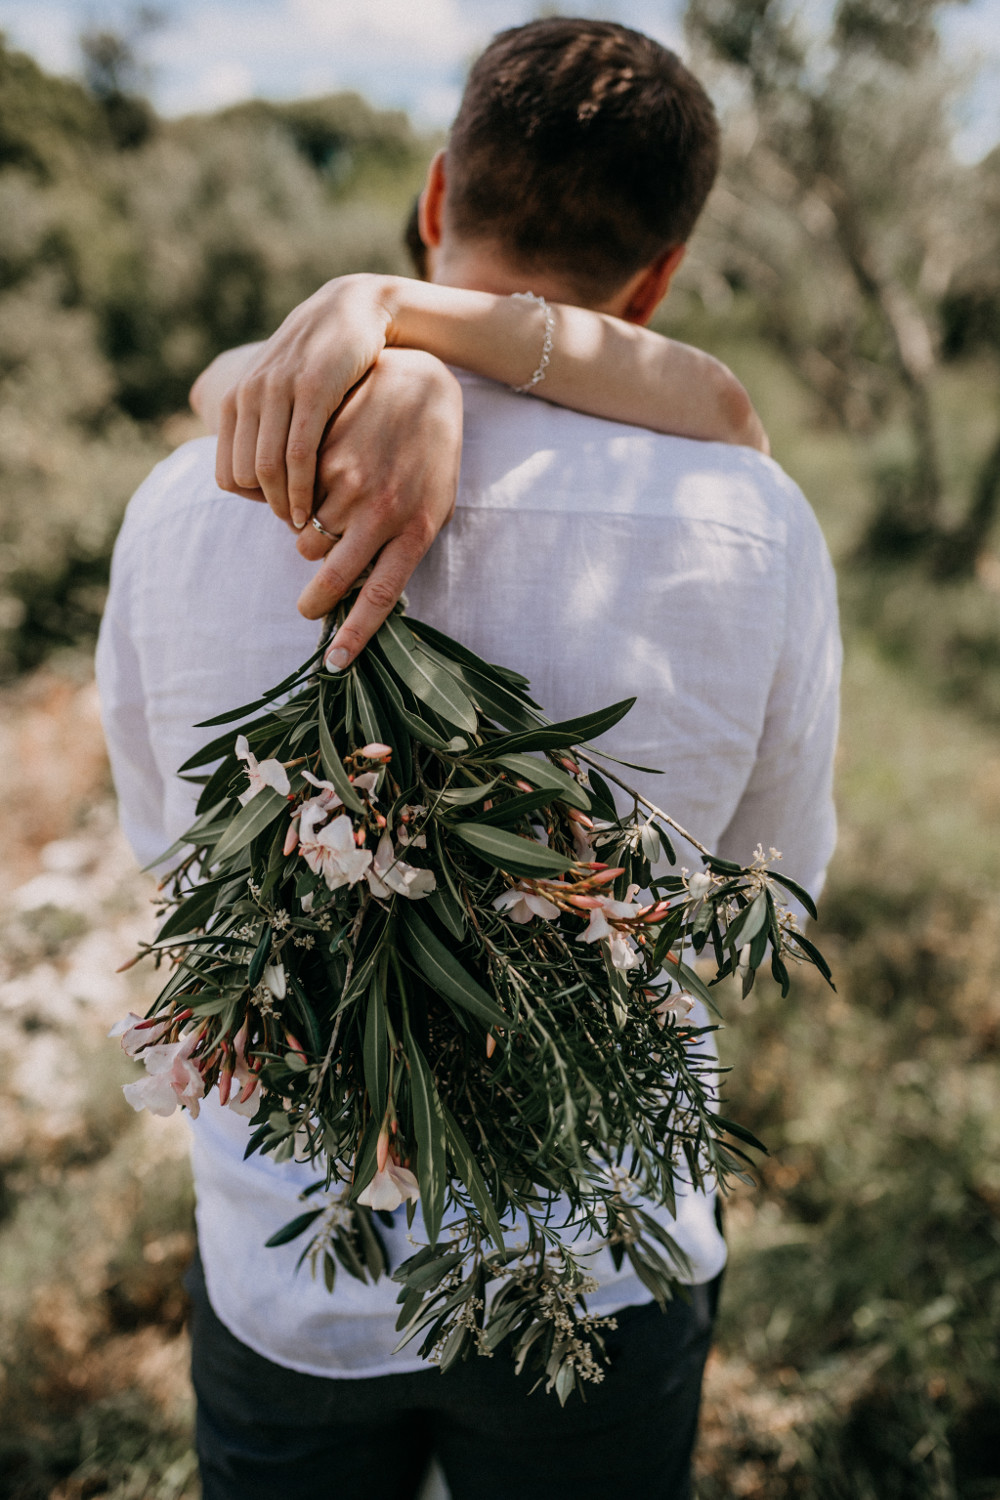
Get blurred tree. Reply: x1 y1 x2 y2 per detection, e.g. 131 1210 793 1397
686 0 999 575
79 7 164 149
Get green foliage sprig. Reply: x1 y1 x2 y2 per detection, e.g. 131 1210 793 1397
116 598 832 1401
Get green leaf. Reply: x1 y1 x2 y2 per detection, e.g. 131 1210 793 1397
767 870 819 921
471 789 555 828
376 615 478 733
730 891 769 951
406 617 538 700
352 669 387 751
493 754 591 812
467 698 636 759
264 1208 324 1248
404 1027 447 1243
363 970 390 1121
318 686 364 812
451 823 575 880
435 779 500 809
208 786 288 868
442 1106 504 1248
585 767 619 821
247 925 271 989
398 905 509 1028
425 885 466 941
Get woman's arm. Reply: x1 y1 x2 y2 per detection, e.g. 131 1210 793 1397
213 273 767 529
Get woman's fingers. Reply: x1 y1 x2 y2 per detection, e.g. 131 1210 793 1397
300 533 432 668
253 392 296 522
231 392 262 495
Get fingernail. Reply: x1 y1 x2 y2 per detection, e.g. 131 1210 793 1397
291 508 307 530
324 646 351 672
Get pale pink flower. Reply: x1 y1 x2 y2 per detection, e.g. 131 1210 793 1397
352 771 380 801
366 834 436 900
300 770 344 810
577 896 644 970
493 886 560 924
653 991 695 1025
357 1160 421 1211
122 1032 205 1118
235 735 290 805
299 808 373 891
108 1012 169 1058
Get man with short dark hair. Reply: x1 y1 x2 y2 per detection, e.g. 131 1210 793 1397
98 20 840 1499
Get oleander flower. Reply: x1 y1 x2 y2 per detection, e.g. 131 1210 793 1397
235 735 290 805
357 1159 421 1211
687 871 712 901
299 807 373 891
108 1012 169 1058
577 897 644 970
653 991 695 1025
366 834 436 900
122 1032 205 1118
493 885 560 923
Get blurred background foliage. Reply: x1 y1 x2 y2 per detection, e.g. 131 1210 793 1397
0 1 998 1497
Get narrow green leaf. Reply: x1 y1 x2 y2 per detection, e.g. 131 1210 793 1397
767 870 819 921
247 925 271 989
451 823 575 880
425 885 466 941
494 753 591 812
376 615 478 733
351 670 385 749
398 904 509 1028
208 786 288 868
467 698 636 759
405 617 538 700
471 789 555 828
363 970 390 1121
317 686 364 812
264 1208 324 1248
404 1027 447 1243
436 779 500 809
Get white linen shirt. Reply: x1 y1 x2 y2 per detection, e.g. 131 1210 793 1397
96 372 841 1378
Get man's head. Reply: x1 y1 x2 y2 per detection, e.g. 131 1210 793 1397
418 18 719 318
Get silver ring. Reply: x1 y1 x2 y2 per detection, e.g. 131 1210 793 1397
311 516 340 541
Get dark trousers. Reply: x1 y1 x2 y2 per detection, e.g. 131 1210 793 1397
186 1253 719 1500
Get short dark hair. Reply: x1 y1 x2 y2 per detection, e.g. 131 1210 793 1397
446 19 720 302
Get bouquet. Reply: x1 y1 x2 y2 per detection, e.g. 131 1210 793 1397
114 599 832 1401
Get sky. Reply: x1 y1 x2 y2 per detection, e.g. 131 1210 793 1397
1 0 998 161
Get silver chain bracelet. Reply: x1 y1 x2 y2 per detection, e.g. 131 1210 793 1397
510 291 555 393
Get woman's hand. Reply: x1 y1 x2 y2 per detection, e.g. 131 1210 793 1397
292 348 463 667
215 273 397 530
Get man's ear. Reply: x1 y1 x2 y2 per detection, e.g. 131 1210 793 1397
418 149 447 250
619 245 687 325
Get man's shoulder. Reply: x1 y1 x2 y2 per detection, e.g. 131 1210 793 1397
456 373 816 549
120 435 223 532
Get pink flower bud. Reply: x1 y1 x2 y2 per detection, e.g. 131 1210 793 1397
515 779 535 793
486 1032 497 1059
376 1123 391 1173
566 808 594 829
360 743 392 761
283 823 299 856
587 867 626 887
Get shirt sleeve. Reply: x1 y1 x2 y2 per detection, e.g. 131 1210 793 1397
714 485 842 907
